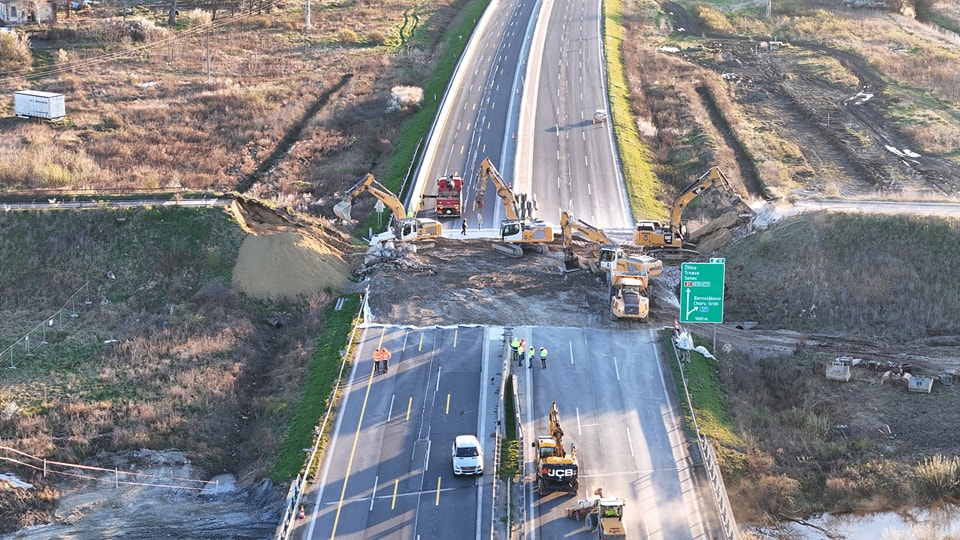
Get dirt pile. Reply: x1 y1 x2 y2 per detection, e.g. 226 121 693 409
232 232 351 301
227 197 356 301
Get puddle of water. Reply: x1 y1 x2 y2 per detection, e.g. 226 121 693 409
749 504 960 539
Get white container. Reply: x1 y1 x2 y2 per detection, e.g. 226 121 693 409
14 90 66 121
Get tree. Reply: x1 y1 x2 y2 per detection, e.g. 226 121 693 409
0 32 32 71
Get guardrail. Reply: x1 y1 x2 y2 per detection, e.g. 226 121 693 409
671 328 741 540
274 287 369 540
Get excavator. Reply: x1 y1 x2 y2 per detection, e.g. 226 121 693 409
333 174 443 243
559 210 620 272
633 166 736 262
532 401 579 495
560 211 662 289
475 157 555 258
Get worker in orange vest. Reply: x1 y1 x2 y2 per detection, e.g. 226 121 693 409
373 348 383 373
381 347 392 373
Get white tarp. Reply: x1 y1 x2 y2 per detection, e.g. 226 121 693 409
673 328 716 360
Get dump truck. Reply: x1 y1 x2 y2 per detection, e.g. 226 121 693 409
532 401 579 495
475 157 555 258
566 489 627 539
607 254 662 289
611 277 649 320
435 175 463 218
334 174 443 243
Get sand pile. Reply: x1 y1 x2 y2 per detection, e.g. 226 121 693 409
232 231 351 301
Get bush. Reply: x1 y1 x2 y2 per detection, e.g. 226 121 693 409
338 28 358 44
88 17 170 44
388 86 423 112
0 31 31 71
914 454 960 502
187 9 212 28
248 16 272 29
101 113 123 130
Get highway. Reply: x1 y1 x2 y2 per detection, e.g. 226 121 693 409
298 325 496 539
518 0 629 228
416 0 541 230
515 326 709 539
298 325 713 539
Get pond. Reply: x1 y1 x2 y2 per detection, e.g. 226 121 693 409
749 504 960 539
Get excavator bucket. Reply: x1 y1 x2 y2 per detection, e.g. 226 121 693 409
562 249 581 272
333 201 353 221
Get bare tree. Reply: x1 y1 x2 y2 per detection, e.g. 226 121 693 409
168 0 177 26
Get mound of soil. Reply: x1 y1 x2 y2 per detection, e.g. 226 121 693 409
232 231 350 301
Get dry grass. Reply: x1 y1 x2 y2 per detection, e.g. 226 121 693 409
0 0 462 198
0 207 314 476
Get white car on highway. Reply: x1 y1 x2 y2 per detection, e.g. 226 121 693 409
452 435 483 476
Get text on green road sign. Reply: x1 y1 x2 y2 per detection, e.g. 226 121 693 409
680 262 725 323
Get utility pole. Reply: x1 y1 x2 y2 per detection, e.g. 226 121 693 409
305 0 311 31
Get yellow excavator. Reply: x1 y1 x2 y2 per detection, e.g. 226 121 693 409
633 166 735 261
560 211 662 289
333 173 443 243
532 401 579 495
475 158 555 258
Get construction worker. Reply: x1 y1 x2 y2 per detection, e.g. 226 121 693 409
519 338 526 361
540 346 548 368
381 347 392 373
527 346 535 369
511 337 520 364
373 348 382 373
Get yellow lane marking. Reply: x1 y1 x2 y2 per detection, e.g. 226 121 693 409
329 331 383 538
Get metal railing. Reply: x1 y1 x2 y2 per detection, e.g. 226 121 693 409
672 329 741 540
0 445 219 492
1 283 92 371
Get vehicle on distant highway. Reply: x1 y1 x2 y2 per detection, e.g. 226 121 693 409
452 435 483 476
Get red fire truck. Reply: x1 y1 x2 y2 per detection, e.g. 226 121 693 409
435 175 463 218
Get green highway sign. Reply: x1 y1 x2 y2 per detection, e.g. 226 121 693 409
680 262 725 323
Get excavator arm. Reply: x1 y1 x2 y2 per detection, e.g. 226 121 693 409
477 158 521 221
334 173 408 221
668 166 732 231
548 401 566 458
560 211 617 250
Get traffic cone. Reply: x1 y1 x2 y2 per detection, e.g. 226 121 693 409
298 504 305 519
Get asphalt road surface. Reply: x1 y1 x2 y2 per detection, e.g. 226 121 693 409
518 0 629 229
416 0 540 231
514 326 711 539
297 325 496 539
298 324 714 539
